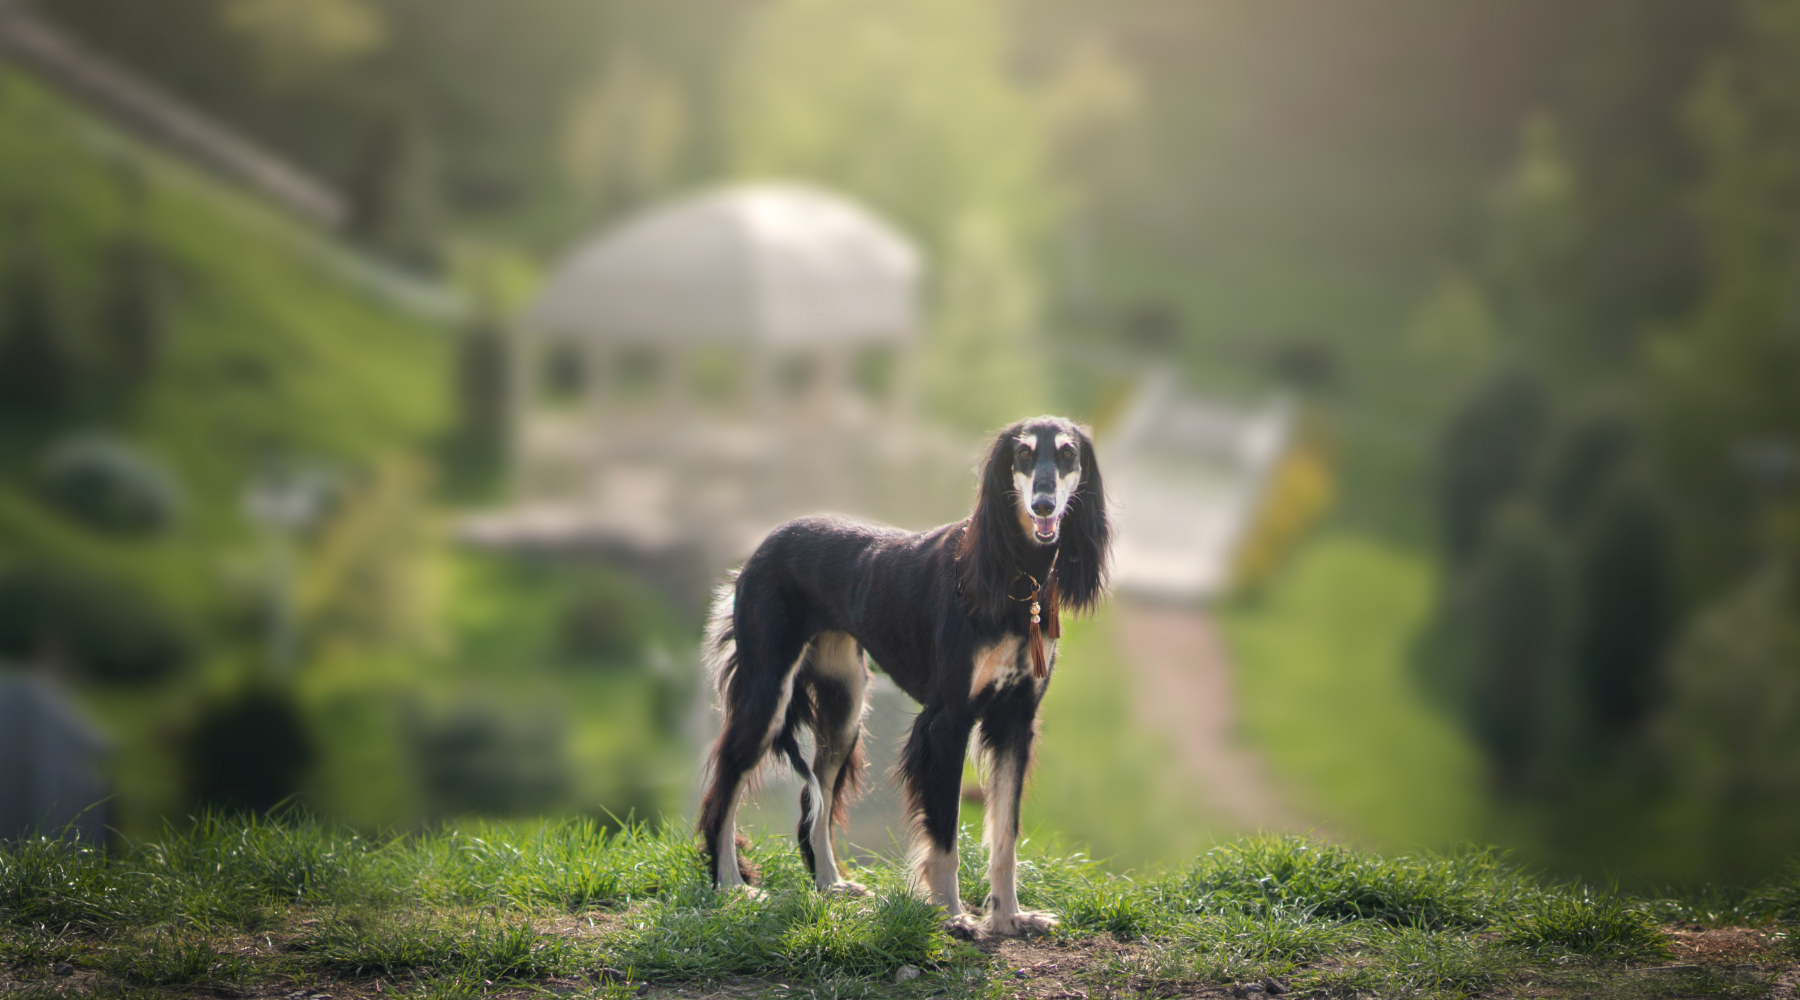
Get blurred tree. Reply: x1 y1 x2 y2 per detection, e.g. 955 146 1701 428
727 0 1063 431
1438 367 1548 565
1651 0 1800 598
927 212 1050 429
345 102 441 268
443 312 509 491
222 0 387 91
559 50 690 221
0 217 76 417
727 0 1058 248
1571 468 1675 732
1483 116 1588 373
1405 275 1500 400
1538 405 1637 531
1459 503 1569 789
1655 564 1800 882
0 562 192 684
87 162 171 400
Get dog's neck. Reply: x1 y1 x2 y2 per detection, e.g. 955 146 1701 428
1013 542 1058 589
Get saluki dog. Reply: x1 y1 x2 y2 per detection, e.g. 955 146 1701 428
697 416 1110 939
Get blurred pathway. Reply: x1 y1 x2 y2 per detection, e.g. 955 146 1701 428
1114 600 1306 833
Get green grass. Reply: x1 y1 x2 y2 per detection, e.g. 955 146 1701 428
1221 532 1490 851
4 815 1794 1000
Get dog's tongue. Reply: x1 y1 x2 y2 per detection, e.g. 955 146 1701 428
1033 515 1058 538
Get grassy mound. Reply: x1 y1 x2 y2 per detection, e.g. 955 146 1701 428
3 817 1795 999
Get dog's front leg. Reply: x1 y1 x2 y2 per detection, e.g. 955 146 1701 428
901 704 974 929
975 695 1059 938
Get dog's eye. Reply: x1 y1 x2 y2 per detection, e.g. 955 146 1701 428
1057 444 1076 463
1015 444 1033 462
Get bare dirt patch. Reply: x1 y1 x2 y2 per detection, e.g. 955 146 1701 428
1114 603 1303 834
1663 924 1786 965
984 935 1146 1000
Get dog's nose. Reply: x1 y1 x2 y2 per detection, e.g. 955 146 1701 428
1030 497 1055 517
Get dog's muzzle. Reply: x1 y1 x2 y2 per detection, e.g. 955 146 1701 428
1030 498 1059 542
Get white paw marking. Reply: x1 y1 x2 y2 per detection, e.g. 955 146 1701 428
943 913 984 940
984 910 1059 938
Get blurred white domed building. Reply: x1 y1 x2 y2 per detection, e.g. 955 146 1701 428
464 184 966 570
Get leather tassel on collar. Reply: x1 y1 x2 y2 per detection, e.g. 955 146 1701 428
1020 553 1061 679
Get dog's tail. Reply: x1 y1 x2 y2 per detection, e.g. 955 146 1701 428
696 573 758 885
701 571 740 697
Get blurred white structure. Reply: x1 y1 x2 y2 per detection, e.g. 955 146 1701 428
463 184 969 569
1105 374 1292 602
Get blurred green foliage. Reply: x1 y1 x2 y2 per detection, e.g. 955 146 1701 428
0 70 689 838
38 434 182 536
6 0 1800 889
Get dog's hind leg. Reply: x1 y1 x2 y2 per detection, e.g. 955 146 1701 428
799 632 870 894
901 702 976 924
698 589 810 891
974 685 1058 937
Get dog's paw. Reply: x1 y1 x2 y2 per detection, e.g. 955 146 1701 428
824 880 870 897
726 884 766 901
984 910 1059 938
942 913 984 941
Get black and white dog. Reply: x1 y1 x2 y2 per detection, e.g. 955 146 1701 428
697 416 1109 938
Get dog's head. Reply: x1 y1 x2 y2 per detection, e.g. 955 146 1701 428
1006 418 1087 546
959 416 1110 619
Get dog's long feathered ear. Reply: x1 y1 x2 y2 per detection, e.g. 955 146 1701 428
1058 425 1110 614
957 422 1025 621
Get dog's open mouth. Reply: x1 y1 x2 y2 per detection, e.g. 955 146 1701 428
1032 515 1059 542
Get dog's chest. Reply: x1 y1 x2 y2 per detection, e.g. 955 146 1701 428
969 635 1052 697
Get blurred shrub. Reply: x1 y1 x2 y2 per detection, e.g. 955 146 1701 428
1428 375 1679 784
1438 368 1547 565
1654 565 1800 881
1232 432 1335 593
0 562 191 683
1458 503 1569 788
185 685 316 815
412 705 569 818
1404 274 1499 397
561 565 681 667
1570 470 1674 732
297 456 436 652
38 434 182 535
1538 407 1635 529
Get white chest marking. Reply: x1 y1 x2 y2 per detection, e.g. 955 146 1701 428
971 636 1029 696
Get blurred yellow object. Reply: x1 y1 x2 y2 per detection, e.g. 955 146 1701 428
1231 432 1336 594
